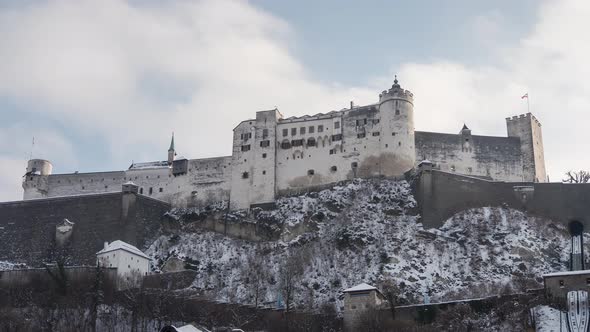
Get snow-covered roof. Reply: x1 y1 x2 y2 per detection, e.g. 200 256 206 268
343 283 378 293
128 161 169 170
543 270 590 277
176 325 205 332
96 240 150 259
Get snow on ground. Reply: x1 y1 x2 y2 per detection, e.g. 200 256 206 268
147 178 573 311
0 261 26 271
533 305 568 331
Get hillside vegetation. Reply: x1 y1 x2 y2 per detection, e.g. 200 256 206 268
147 178 572 311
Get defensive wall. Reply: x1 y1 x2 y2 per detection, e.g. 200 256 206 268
0 266 117 289
0 188 170 267
415 168 590 229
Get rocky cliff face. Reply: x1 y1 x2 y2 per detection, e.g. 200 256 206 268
147 178 574 311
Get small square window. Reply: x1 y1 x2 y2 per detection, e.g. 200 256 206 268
330 166 337 172
242 172 249 179
241 145 251 152
395 110 400 115
300 127 306 135
262 170 266 175
334 121 340 129
262 129 269 138
262 153 267 158
372 132 380 136
291 128 297 136
282 129 288 137
309 126 315 133
307 169 315 176
318 125 324 133
159 188 163 192
559 280 565 288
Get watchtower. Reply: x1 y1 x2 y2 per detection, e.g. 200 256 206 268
378 76 416 177
506 113 546 182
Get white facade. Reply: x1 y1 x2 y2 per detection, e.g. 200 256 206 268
96 240 150 285
21 78 547 210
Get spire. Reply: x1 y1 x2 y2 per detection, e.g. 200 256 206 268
394 75 398 85
168 133 175 152
462 123 469 130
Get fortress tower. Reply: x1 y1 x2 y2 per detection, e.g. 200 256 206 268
230 109 283 210
377 76 416 176
506 113 547 182
22 159 53 199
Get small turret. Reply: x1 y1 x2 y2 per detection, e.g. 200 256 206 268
460 123 471 136
26 159 53 176
167 133 176 165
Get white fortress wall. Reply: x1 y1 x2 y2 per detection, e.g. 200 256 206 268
21 78 547 209
275 112 346 195
23 156 232 208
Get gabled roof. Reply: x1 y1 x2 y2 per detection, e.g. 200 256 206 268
343 283 377 292
96 240 150 259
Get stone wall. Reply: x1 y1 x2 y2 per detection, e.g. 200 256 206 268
415 169 590 229
415 131 524 182
0 191 170 267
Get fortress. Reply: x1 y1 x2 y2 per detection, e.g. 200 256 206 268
21 78 547 210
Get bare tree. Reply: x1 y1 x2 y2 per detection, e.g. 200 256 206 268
563 170 590 183
278 251 306 314
378 277 400 320
246 248 268 308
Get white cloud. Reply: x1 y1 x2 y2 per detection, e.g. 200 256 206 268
398 0 590 180
0 158 26 202
0 0 589 200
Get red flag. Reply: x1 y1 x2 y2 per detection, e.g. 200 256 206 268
521 93 528 99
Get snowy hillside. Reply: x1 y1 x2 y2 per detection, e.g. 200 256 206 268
147 178 572 311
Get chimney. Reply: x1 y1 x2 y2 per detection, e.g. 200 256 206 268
350 101 354 109
104 242 109 249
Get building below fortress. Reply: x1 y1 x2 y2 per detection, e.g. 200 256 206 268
22 78 546 210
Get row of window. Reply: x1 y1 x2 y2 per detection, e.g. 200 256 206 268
357 132 381 138
356 118 380 126
241 129 270 141
138 187 164 195
282 122 339 137
242 164 349 179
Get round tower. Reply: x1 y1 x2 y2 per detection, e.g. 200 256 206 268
22 159 52 200
378 76 415 177
26 159 53 176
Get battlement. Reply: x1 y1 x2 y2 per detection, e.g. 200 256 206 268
505 113 541 126
378 77 414 104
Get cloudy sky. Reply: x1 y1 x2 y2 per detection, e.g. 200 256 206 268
0 0 587 201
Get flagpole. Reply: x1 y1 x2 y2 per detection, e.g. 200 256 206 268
30 136 34 160
527 95 530 113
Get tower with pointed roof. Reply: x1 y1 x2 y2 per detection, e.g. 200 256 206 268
167 133 176 165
